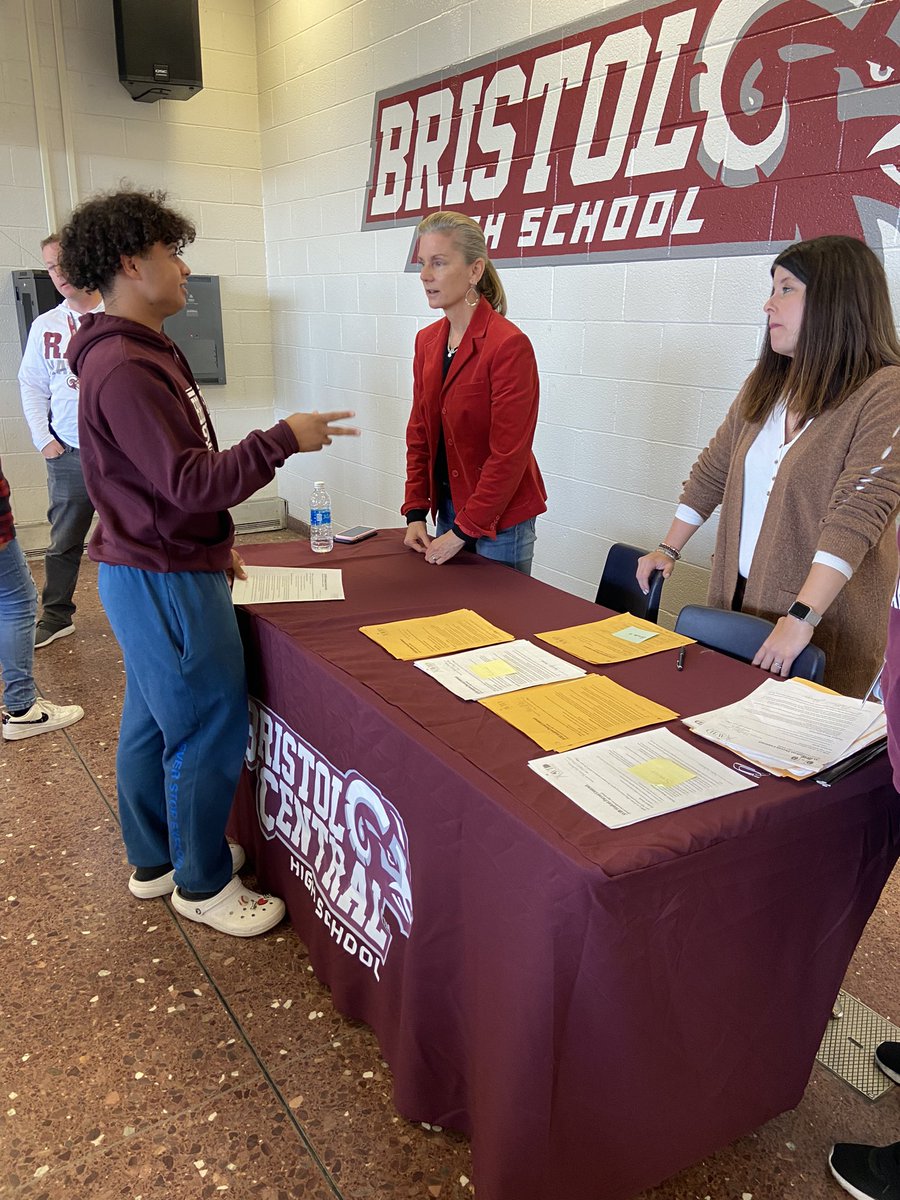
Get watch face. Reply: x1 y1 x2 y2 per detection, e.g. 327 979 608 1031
789 602 819 625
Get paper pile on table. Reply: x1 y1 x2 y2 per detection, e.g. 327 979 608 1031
683 677 886 780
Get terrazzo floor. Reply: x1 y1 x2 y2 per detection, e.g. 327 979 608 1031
2 534 898 1200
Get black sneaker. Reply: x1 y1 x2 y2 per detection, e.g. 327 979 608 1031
876 1041 900 1086
829 1141 900 1199
34 621 75 649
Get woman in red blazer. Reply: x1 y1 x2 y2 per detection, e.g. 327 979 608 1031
402 211 546 574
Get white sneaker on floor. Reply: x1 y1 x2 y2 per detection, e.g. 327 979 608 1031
171 875 285 937
2 698 84 741
128 842 247 899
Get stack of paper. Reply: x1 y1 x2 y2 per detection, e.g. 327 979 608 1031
536 612 694 664
683 678 887 779
359 609 513 660
529 727 756 828
232 565 344 604
413 639 584 701
481 674 678 752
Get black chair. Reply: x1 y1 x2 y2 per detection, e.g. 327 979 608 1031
595 543 664 624
674 604 826 683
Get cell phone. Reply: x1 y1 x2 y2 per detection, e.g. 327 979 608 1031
334 526 377 544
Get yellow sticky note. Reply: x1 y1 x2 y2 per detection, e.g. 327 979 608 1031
628 758 696 787
470 659 518 679
612 626 659 644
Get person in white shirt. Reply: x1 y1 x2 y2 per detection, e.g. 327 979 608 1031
18 235 103 648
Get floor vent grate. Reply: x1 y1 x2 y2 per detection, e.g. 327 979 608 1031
817 990 900 1099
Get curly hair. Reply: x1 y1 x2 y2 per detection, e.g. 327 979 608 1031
58 189 196 295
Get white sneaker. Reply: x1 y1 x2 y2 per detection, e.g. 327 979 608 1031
171 875 285 937
2 698 84 741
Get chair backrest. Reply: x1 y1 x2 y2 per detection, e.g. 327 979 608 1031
673 604 827 683
595 543 664 624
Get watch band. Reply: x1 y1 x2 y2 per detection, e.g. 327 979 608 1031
787 601 822 627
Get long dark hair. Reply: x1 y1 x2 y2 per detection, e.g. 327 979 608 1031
740 234 900 423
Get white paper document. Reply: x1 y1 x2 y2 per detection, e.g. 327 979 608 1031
529 727 756 828
414 638 585 700
231 565 345 604
683 678 885 778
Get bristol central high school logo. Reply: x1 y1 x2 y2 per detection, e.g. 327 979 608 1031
363 0 900 263
246 699 413 979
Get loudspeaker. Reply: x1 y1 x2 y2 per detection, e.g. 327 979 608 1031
112 0 203 103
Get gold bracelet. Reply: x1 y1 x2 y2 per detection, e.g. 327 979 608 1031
657 543 681 561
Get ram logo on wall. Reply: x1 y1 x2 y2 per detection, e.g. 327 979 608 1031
363 0 900 264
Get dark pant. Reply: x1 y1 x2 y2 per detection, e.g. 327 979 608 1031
43 446 94 630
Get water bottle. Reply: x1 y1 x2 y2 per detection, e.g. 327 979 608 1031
309 481 333 553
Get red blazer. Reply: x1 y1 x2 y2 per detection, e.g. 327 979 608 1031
402 297 547 540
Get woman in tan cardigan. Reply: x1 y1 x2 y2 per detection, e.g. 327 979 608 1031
637 235 900 696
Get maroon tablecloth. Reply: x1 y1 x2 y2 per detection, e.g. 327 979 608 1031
230 529 900 1200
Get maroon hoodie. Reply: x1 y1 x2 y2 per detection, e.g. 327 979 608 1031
68 313 297 572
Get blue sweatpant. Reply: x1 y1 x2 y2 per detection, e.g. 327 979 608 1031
99 564 248 894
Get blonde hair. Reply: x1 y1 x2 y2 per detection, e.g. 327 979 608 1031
416 211 507 315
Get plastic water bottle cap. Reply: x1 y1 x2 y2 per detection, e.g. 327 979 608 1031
314 481 325 488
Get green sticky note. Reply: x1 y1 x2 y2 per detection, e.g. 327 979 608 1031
612 626 658 644
628 758 696 787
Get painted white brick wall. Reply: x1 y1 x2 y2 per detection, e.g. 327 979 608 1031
2 0 896 618
0 0 277 550
256 0 900 624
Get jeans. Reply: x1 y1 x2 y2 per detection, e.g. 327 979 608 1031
0 538 38 712
437 496 537 575
99 564 248 894
43 446 94 630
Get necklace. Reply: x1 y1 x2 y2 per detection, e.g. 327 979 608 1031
447 343 459 357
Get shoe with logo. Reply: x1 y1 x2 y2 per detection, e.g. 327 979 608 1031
128 843 247 899
171 875 285 937
875 1041 900 1086
35 621 75 649
829 1140 900 1199
2 697 84 741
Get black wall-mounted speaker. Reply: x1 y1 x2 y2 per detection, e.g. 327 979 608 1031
112 0 203 103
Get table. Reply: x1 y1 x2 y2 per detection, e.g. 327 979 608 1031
229 530 900 1200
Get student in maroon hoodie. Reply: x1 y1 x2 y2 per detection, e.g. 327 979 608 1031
61 189 358 938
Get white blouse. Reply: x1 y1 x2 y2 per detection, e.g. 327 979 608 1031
676 402 852 581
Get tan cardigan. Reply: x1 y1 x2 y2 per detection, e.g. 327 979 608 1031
680 367 900 696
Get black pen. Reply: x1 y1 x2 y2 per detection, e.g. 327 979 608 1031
676 646 686 672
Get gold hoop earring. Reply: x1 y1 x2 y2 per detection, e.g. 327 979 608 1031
465 285 479 308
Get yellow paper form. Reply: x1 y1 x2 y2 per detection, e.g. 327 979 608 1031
359 608 514 660
535 612 694 665
479 673 679 752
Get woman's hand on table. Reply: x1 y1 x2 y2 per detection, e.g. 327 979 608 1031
404 521 432 554
425 529 465 565
752 615 814 678
636 549 676 594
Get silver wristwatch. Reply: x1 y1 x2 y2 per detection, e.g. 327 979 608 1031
787 601 822 627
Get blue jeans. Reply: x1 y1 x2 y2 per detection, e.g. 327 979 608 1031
43 445 94 630
0 538 38 712
99 565 248 893
437 497 537 575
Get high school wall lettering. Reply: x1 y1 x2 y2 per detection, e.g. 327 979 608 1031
363 0 900 264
